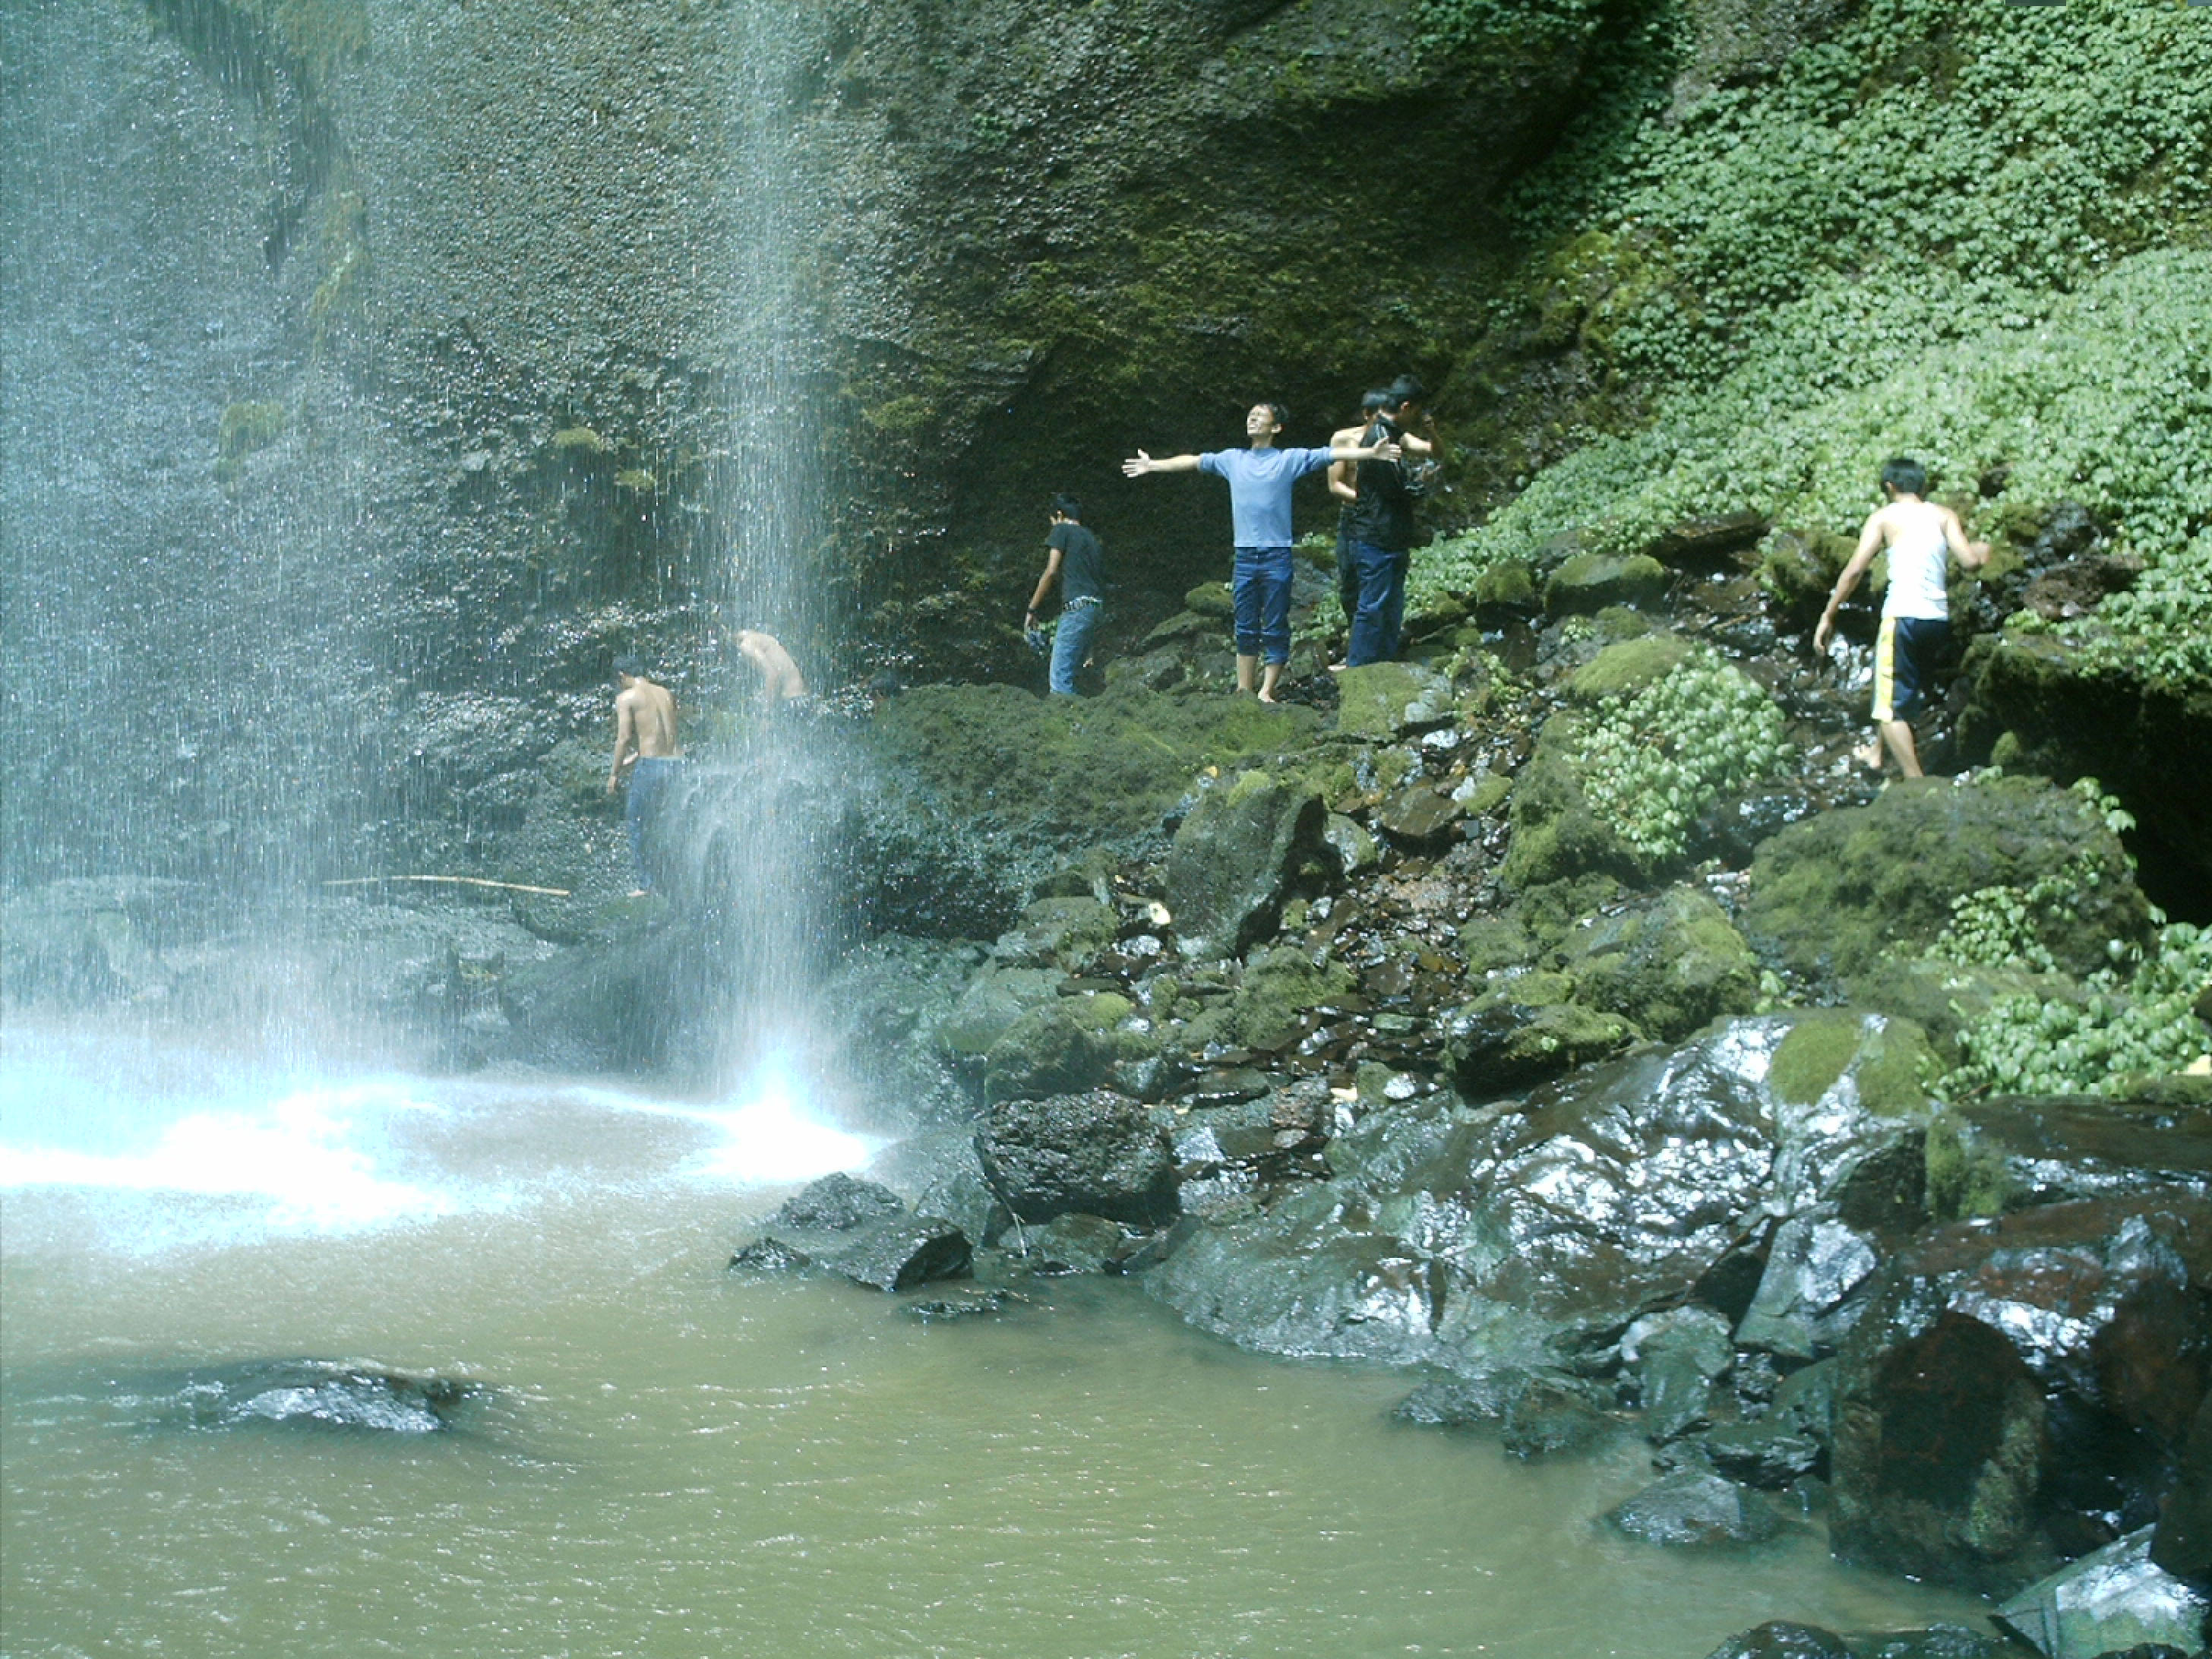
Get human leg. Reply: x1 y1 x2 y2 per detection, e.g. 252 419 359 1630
1231 548 1266 694
1049 601 1098 695
1347 541 1400 666
1335 523 1359 653
1256 547 1294 701
624 758 673 893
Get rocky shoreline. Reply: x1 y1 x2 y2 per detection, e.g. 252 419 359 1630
8 508 2209 1659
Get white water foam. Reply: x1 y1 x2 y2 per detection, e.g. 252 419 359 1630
0 1030 877 1244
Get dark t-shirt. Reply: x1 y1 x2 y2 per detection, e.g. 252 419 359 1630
1345 418 1417 553
1049 520 1104 604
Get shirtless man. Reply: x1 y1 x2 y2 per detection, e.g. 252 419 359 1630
1328 380 1436 669
735 629 807 705
1814 457 1990 777
607 655 683 896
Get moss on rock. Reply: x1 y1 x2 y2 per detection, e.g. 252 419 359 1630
1563 885 1761 1043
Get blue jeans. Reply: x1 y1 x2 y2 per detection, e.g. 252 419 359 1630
1231 545 1294 665
624 757 683 890
1050 598 1101 696
1335 522 1359 635
1347 541 1408 666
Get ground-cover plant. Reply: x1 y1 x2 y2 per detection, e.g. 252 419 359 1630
1412 0 2212 677
1944 921 2212 1101
1569 647 1792 863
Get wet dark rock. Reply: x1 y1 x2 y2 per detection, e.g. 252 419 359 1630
105 1359 486 1436
1928 1097 2212 1221
1163 773 1326 961
1015 1212 1128 1275
975 1089 1177 1228
732 1203 974 1294
767 1172 908 1232
1704 1421 1826 1487
2152 1392 2212 1583
1758 527 1856 633
1830 1198 2212 1596
1995 1528 2212 1659
1700 1621 1851 1659
1626 1305 1736 1442
991 897 1118 972
1391 1370 1529 1430
1374 781 1465 846
1605 1471 1783 1547
1770 1357 1842 1443
1690 789 1821 868
939 965 1068 1057
1440 987 1635 1094
1841 1624 2016 1659
905 1288 1025 1322
1640 512 1770 569
1736 1210 1882 1360
1740 776 2151 995
1502 1373 1613 1459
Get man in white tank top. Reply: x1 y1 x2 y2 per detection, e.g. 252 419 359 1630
1814 457 1990 777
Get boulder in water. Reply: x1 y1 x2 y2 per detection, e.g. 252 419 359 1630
1698 1621 1850 1659
1604 1470 1782 1547
108 1359 486 1436
975 1088 1177 1228
732 1175 974 1293
1993 1528 2212 1659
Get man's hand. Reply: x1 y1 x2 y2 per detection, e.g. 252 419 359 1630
1813 614 1834 654
1122 450 1155 478
606 776 621 798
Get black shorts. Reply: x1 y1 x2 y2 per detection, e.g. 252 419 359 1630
1873 615 1948 722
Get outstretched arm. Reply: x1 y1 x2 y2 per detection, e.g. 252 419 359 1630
1815 517 1886 653
1330 439 1403 464
1123 450 1201 477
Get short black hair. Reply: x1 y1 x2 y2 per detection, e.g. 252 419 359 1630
1360 390 1391 416
1385 374 1428 411
613 654 645 680
1257 400 1290 430
1051 493 1083 520
1880 457 1928 497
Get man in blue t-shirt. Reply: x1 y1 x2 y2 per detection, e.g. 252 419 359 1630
1123 402 1400 703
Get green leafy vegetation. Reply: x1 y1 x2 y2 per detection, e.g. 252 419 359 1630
1569 647 1792 861
2062 531 2212 687
1414 0 2212 675
1944 922 2212 1100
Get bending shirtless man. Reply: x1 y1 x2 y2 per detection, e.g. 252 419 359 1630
607 655 683 895
735 629 807 704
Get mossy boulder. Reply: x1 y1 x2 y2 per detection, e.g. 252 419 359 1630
991 896 1117 971
1333 662 1455 738
1739 776 2153 995
1544 552 1670 618
1164 771 1326 961
1180 945 1357 1054
1473 560 1540 622
1767 1010 1936 1120
1562 885 1762 1043
975 1089 1177 1228
1564 634 1693 704
1441 987 1635 1095
1757 528 1856 631
982 992 1144 1105
1458 914 1539 978
939 965 1068 1057
1185 582 1235 619
859 684 1319 894
1499 714 1647 890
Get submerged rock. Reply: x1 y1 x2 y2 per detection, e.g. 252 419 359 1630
2153 1392 2212 1584
1604 1471 1782 1547
1698 1621 1850 1659
107 1359 486 1436
732 1174 973 1293
1994 1528 2212 1659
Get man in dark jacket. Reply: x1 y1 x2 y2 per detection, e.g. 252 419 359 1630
1343 378 1429 666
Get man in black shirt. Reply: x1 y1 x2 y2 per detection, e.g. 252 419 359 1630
1344 378 1428 666
1025 493 1106 696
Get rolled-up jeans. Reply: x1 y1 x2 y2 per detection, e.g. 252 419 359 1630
1050 596 1101 696
1231 545 1294 665
1347 541 1408 667
625 757 683 890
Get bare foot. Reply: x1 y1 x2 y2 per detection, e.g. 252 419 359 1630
1256 691 1278 705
